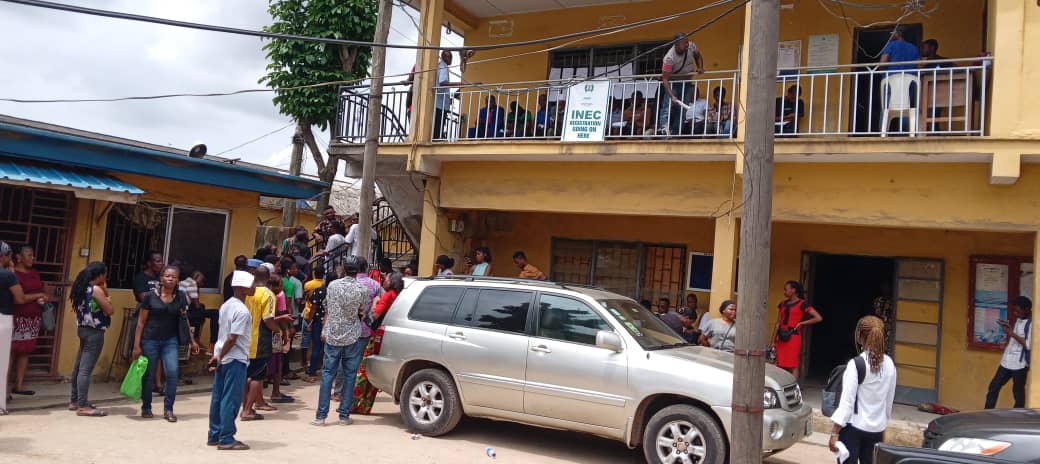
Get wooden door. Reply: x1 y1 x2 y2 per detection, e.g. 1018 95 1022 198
892 258 944 405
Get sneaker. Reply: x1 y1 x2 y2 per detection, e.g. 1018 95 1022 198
310 418 326 427
338 418 354 426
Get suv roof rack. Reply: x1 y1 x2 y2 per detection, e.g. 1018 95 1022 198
416 275 603 292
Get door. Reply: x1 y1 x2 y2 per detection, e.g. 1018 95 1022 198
891 258 943 405
524 293 629 428
798 252 817 382
0 185 73 378
850 24 922 134
442 288 534 413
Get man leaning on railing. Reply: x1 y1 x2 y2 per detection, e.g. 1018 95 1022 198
658 32 704 136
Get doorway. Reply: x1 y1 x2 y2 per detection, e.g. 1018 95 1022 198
802 252 896 385
850 24 922 134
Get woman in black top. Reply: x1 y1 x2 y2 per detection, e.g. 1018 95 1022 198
132 266 199 422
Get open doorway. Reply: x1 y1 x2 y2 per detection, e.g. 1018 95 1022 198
802 252 895 385
850 24 922 134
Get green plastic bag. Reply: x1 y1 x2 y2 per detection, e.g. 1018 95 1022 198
120 356 149 401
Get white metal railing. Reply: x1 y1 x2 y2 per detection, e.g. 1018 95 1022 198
432 71 740 142
773 57 989 137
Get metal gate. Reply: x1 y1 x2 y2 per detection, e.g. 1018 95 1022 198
0 184 73 378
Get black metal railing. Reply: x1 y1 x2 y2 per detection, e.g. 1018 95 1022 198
334 84 412 144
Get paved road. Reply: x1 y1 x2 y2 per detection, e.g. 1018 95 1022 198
1 382 834 463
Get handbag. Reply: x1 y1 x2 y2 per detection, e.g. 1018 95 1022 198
40 302 56 332
776 327 797 342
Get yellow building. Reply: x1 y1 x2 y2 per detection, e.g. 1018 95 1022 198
332 0 1040 412
0 115 326 381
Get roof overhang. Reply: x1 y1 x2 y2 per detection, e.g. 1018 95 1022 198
0 159 142 204
0 121 328 200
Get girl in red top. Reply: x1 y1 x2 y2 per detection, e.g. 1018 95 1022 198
773 281 823 379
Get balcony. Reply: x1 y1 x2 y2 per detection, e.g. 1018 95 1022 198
333 56 990 146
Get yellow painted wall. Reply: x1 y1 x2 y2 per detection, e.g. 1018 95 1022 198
767 221 1033 410
54 176 267 379
455 210 715 307
987 0 1040 138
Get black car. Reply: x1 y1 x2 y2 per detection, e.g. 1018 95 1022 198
875 409 1040 464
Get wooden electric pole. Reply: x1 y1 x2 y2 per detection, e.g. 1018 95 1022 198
356 0 393 261
731 0 779 463
281 123 305 227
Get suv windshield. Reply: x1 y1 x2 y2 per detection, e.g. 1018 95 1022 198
598 298 686 349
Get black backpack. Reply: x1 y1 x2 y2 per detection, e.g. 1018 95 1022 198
822 356 867 417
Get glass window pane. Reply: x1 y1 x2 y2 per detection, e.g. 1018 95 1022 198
409 286 465 324
469 289 532 334
536 294 610 345
101 202 168 289
167 208 226 289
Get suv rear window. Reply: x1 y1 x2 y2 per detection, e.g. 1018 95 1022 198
457 289 532 334
408 286 466 324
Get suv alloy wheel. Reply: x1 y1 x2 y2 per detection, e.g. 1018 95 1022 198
643 405 726 464
399 368 464 436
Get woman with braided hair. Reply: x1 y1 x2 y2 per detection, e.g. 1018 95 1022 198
828 315 897 464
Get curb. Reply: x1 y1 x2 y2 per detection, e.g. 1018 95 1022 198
811 411 925 447
8 385 214 413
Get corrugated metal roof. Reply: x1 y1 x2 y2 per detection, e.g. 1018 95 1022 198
0 160 143 195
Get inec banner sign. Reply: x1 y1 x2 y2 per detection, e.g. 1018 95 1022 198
561 80 610 142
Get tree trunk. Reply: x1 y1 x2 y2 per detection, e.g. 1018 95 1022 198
282 121 306 227
302 125 336 216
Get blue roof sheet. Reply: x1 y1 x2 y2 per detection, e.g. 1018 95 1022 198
0 160 143 195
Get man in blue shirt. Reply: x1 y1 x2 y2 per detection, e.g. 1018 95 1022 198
879 26 919 71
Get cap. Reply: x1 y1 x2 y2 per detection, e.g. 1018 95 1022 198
673 32 687 42
246 258 264 269
261 262 276 273
231 271 254 288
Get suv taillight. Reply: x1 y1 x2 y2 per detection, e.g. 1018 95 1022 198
372 326 385 355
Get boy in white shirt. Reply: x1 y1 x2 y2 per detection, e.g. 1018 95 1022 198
985 296 1032 409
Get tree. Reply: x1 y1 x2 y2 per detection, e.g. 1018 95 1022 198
260 0 379 212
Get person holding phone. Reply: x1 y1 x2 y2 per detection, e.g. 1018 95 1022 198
985 296 1033 409
464 247 493 276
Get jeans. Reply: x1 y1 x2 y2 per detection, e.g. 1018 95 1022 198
315 339 365 421
658 82 691 135
141 337 180 413
307 319 324 376
208 361 246 445
70 326 106 408
433 108 447 140
838 425 884 464
985 365 1028 409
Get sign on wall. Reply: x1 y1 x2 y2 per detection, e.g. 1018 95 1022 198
968 255 1033 350
561 80 610 142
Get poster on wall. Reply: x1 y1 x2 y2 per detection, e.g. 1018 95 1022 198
561 80 610 142
969 256 1033 350
778 40 802 76
807 34 839 73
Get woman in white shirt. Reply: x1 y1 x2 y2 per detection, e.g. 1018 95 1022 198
829 315 897 464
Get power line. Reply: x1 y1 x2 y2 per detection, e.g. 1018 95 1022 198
0 0 743 104
1 0 739 52
214 121 295 156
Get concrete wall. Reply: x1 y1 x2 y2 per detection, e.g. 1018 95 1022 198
55 175 266 379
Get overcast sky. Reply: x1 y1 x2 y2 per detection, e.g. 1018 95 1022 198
0 0 461 179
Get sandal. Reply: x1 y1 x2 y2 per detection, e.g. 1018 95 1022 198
11 389 35 396
77 409 108 417
270 395 295 403
217 441 251 451
240 414 265 421
70 403 98 411
254 404 277 411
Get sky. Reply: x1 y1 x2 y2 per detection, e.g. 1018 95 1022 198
0 0 462 179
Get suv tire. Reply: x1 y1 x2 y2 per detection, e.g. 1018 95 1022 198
642 404 726 464
399 368 463 436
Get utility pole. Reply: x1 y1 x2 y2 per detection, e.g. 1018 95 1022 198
356 0 392 261
731 1 779 463
282 123 305 227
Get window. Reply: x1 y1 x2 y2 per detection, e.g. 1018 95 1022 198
536 294 611 345
459 289 532 334
408 286 465 324
687 252 714 292
550 238 687 303
102 202 228 290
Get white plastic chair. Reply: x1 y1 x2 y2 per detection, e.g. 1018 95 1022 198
880 73 919 137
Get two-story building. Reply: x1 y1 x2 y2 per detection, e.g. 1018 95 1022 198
331 0 1040 412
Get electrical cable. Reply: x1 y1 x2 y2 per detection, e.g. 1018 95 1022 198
0 0 739 52
214 121 295 156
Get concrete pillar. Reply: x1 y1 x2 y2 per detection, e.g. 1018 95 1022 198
709 215 739 320
408 0 445 151
1028 231 1040 407
417 178 452 276
985 0 1025 138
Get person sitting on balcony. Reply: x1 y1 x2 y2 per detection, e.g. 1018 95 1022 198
683 86 710 136
706 86 733 137
879 26 919 72
920 39 950 69
620 91 653 136
658 32 704 136
775 85 805 135
505 101 534 138
534 94 554 137
474 95 505 138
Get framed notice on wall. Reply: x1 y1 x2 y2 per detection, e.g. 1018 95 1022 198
968 255 1033 351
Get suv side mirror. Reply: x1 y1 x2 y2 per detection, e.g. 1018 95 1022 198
596 330 624 352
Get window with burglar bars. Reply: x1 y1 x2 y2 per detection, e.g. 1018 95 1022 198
549 42 668 78
550 238 686 303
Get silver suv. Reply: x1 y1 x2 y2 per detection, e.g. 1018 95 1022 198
366 277 812 463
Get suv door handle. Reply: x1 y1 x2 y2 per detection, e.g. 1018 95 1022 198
531 345 552 354
448 332 467 341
